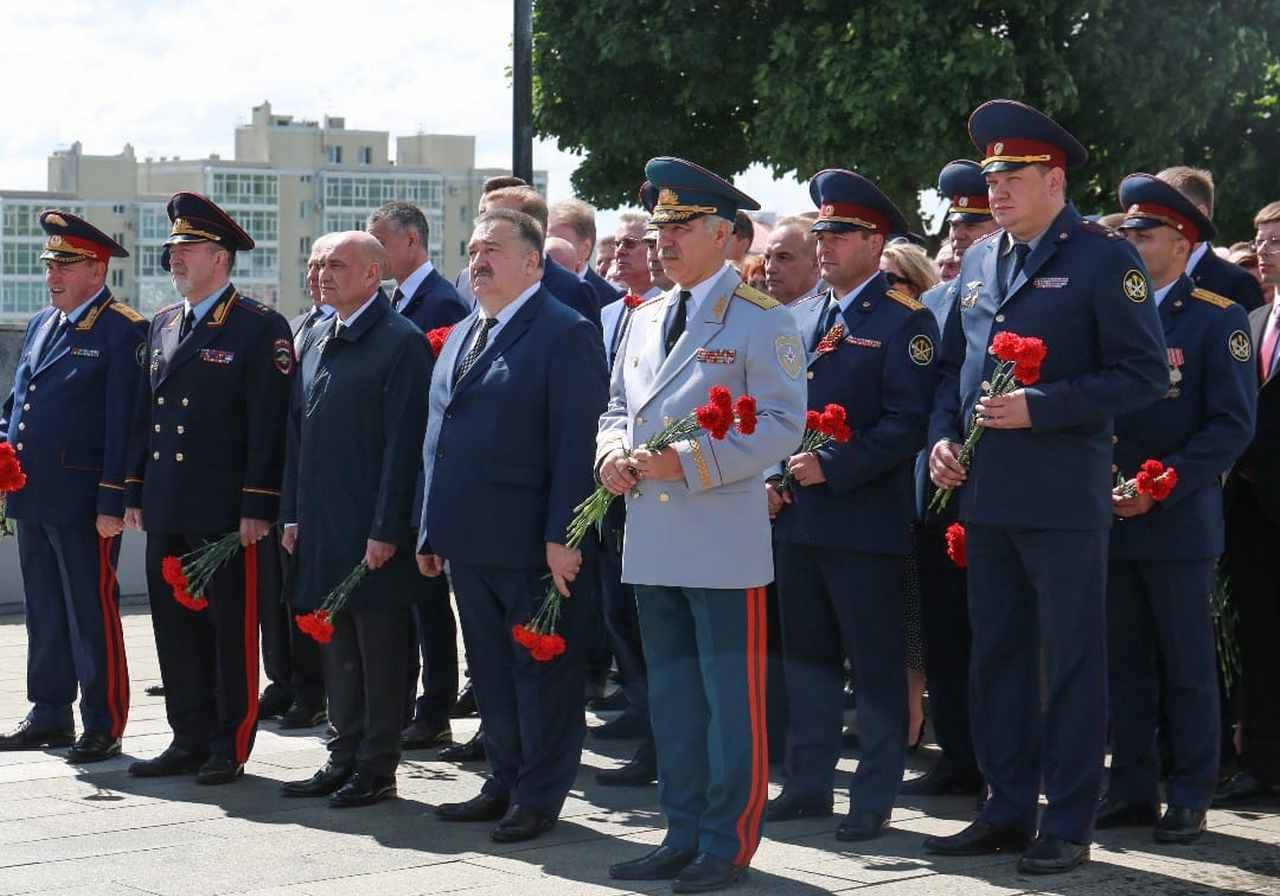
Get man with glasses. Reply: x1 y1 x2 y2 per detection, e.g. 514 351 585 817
1217 200 1280 806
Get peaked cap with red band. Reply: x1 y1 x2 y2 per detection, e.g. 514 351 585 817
1117 173 1215 245
39 209 128 264
160 191 256 271
968 99 1088 174
937 159 992 222
809 169 909 238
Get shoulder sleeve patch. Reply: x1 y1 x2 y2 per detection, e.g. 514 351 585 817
108 301 145 323
886 288 925 311
733 283 780 310
1080 220 1124 239
1191 287 1233 309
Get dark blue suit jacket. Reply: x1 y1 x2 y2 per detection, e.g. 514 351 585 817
1191 248 1264 312
1111 276 1256 559
774 276 941 555
399 267 471 333
584 267 623 313
2 290 147 524
929 205 1169 530
419 287 609 568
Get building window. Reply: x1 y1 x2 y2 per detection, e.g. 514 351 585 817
209 172 278 207
112 204 126 215
459 240 467 259
113 232 124 246
110 269 124 287
327 145 343 164
359 146 373 165
300 236 311 255
299 201 308 220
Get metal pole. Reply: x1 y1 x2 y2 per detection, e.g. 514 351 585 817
512 0 534 184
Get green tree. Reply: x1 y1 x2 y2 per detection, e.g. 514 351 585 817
533 0 1279 240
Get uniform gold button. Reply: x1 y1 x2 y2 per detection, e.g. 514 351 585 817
175 453 184 462
659 492 670 503
17 423 24 431
27 384 35 392
995 314 1005 323
1111 464 1119 473
22 403 29 411
154 424 161 433
636 415 646 425
15 443 22 451
1112 435 1119 444
153 451 160 460
182 398 189 407
157 396 165 405
176 425 185 434
806 371 814 380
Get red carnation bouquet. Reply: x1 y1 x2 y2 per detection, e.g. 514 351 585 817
945 523 967 568
514 385 759 661
623 292 646 309
780 403 852 489
0 442 28 538
295 561 370 644
930 331 1047 512
1115 458 1178 502
425 326 453 358
161 532 241 612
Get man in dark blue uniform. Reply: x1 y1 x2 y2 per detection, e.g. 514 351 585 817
0 212 145 762
366 201 470 752
924 101 1168 873
905 159 999 798
767 171 940 841
1095 174 1256 843
125 192 294 785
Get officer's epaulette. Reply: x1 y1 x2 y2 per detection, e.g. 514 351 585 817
886 288 925 311
233 294 270 315
972 230 1001 247
1079 220 1124 239
1190 287 1234 309
733 282 780 310
107 301 145 323
156 301 184 320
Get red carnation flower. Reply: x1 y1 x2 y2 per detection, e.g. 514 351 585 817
734 395 758 435
161 556 185 588
990 332 1023 362
1011 336 1047 384
1139 459 1165 478
425 326 453 358
708 385 733 411
1136 462 1178 502
512 624 538 648
818 404 852 442
296 609 334 644
0 443 27 492
805 410 823 432
623 292 645 309
945 523 967 568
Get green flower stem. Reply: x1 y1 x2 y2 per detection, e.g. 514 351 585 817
930 360 1017 513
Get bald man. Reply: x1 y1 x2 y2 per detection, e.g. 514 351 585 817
545 236 580 276
280 231 431 808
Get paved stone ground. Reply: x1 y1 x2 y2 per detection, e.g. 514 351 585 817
1 605 1278 896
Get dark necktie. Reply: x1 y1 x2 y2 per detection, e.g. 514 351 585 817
814 302 841 351
179 307 196 341
1006 242 1031 296
392 287 405 311
665 290 691 355
37 316 71 367
455 317 498 387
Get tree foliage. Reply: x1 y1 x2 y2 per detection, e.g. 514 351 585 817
533 0 1280 240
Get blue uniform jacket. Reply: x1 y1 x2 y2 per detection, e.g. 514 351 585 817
418 286 609 568
929 204 1169 530
1110 276 1256 559
1191 249 1264 313
1 290 148 524
774 275 941 555
915 277 959 522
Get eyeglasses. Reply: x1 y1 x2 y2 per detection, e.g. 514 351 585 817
1252 237 1280 256
883 271 910 288
616 237 644 251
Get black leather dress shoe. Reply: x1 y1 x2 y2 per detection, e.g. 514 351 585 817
609 845 698 880
1213 771 1276 807
595 751 658 786
490 804 557 842
129 744 209 777
1094 796 1159 829
438 730 485 762
66 732 122 763
450 682 478 718
196 757 245 785
1016 835 1089 874
836 809 888 842
590 712 651 740
588 689 629 712
329 771 396 807
765 790 833 822
280 702 327 730
401 719 452 749
1155 806 1207 844
436 791 509 822
0 719 74 751
924 819 1030 855
281 762 352 797
900 761 983 796
672 852 746 893
257 687 293 720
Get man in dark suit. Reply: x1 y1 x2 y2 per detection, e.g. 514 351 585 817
0 211 145 762
279 232 430 808
1216 199 1280 805
124 192 294 785
1158 167 1265 311
366 201 471 752
257 237 333 730
421 208 609 843
550 197 624 313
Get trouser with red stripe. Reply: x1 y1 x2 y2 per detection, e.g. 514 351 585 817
145 533 260 763
17 521 128 738
635 585 769 867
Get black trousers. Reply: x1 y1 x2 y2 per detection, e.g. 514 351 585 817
259 531 324 708
914 519 977 771
145 533 263 763
599 520 647 719
324 602 414 776
407 572 458 728
1226 483 1280 783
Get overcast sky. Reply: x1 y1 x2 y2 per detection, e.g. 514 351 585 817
0 1 826 236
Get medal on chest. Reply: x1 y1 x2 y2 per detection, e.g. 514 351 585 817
1166 347 1183 398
